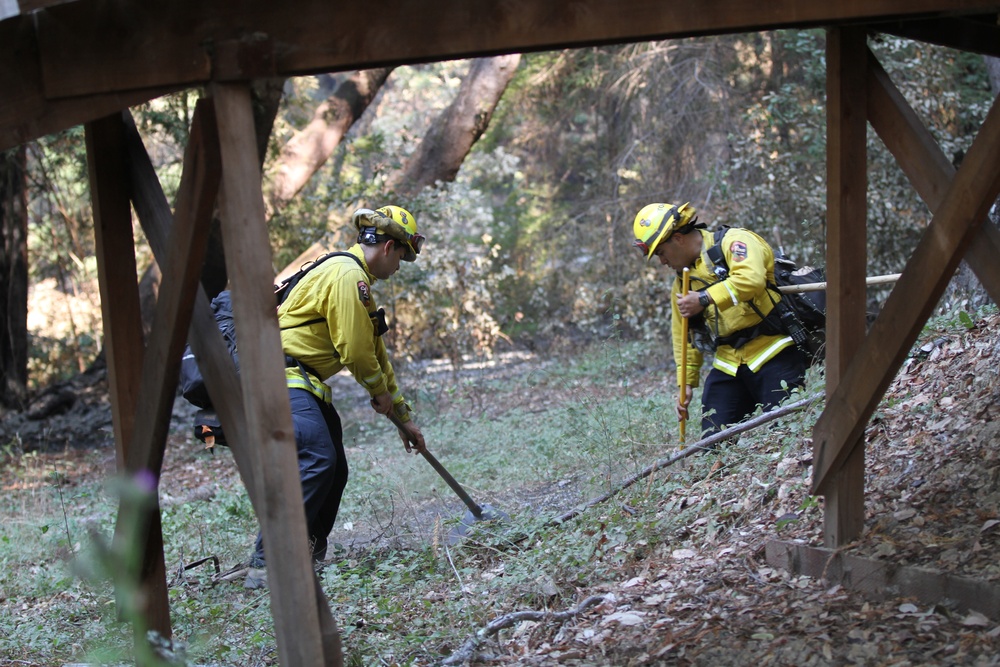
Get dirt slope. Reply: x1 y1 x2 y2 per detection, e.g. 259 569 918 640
484 312 1000 666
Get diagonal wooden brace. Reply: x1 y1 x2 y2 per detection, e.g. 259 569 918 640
812 90 1000 495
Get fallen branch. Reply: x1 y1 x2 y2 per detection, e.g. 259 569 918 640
547 393 823 526
440 594 608 665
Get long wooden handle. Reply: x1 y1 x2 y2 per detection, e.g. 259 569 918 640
386 411 483 518
679 268 690 447
777 272 901 294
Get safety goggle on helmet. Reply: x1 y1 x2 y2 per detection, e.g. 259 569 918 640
632 202 695 260
352 206 425 262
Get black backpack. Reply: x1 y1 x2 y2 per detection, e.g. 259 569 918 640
704 227 826 364
178 251 373 447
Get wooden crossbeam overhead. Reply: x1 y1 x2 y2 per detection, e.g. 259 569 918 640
881 14 1000 57
2 0 999 151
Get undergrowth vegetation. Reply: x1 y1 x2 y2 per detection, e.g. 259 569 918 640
1 333 830 666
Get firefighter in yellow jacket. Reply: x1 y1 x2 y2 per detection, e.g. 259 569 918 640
246 205 426 588
632 202 806 439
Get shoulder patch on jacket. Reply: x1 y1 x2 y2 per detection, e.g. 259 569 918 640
357 281 371 306
729 240 748 262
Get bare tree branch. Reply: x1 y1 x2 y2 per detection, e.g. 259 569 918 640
441 594 608 666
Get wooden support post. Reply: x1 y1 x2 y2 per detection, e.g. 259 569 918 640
812 92 1000 495
128 94 338 664
85 114 172 646
821 26 868 547
211 82 332 667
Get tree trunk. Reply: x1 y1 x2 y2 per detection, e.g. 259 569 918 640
0 146 29 409
277 55 522 280
269 67 394 215
391 54 521 195
137 77 287 334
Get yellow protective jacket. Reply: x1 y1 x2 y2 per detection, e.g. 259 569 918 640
672 228 794 387
277 244 410 420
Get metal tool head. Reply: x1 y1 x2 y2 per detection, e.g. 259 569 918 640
447 503 509 545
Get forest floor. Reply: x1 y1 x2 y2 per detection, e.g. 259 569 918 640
1 310 999 665
496 313 1000 666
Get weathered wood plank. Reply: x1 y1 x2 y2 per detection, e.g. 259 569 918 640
812 92 1000 494
0 85 181 154
4 0 998 150
85 112 171 642
114 103 218 659
821 27 869 547
881 15 1000 57
124 100 219 481
0 15 181 151
212 82 334 667
26 0 1000 96
767 540 1000 620
122 109 259 503
867 51 1000 305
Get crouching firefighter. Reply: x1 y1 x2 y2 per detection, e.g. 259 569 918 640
632 202 806 441
245 205 427 589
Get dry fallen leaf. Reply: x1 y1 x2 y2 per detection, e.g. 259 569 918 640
960 611 990 627
602 611 646 627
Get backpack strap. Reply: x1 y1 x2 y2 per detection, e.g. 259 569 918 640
698 226 792 349
276 251 363 301
705 226 730 279
279 251 387 338
278 251 366 330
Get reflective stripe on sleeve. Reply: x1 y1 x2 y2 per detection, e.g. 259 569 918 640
723 282 739 306
362 369 384 390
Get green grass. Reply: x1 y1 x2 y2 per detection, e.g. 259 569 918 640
0 338 829 666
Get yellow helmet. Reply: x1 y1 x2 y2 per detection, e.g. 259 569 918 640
632 202 696 260
352 205 425 262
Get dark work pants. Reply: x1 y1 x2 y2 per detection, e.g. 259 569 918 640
252 388 347 566
700 344 807 438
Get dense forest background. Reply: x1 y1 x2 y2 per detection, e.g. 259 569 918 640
3 29 997 403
